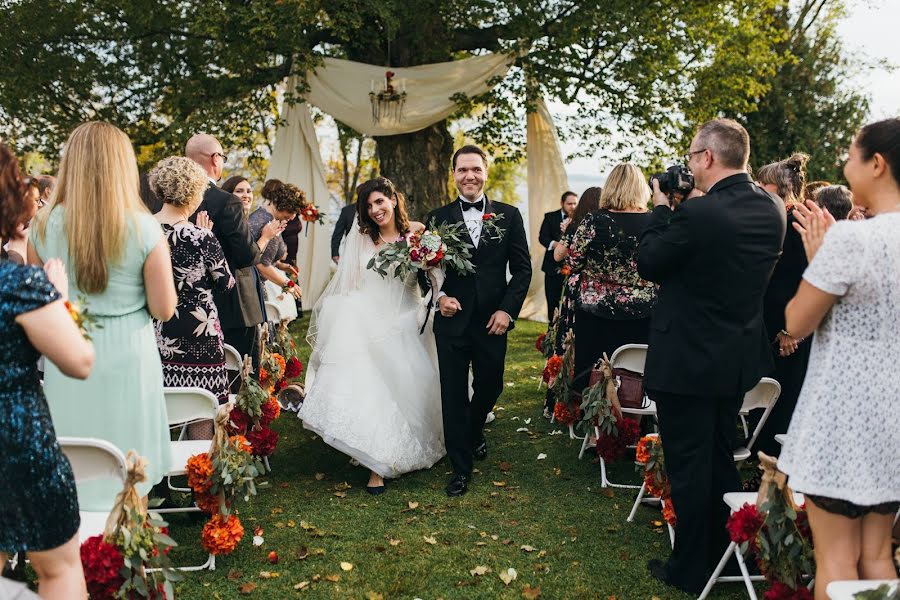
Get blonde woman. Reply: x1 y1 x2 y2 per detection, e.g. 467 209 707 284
565 163 657 393
150 157 235 439
30 122 177 510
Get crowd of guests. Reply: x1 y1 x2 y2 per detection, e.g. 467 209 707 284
0 122 308 597
540 118 899 598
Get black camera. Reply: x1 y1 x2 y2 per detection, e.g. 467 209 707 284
649 165 695 197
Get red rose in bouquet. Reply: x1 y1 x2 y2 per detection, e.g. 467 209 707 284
247 426 279 457
81 535 125 599
228 406 253 434
260 397 281 426
535 333 546 352
727 503 764 546
542 354 563 384
764 581 813 600
285 356 303 379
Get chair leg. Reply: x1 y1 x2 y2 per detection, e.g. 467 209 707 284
627 481 647 522
578 434 590 460
698 541 737 600
740 414 749 439
734 547 758 600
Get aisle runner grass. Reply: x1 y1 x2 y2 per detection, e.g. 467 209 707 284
168 317 752 599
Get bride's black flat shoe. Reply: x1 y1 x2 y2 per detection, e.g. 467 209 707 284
366 484 386 495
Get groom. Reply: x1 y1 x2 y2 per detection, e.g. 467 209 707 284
428 145 531 497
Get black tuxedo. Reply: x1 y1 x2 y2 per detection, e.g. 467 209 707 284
192 183 264 363
538 209 566 321
428 197 531 476
330 203 357 258
636 172 785 592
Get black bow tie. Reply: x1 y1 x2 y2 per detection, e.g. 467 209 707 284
461 199 484 212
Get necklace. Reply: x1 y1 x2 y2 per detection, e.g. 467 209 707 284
378 232 399 245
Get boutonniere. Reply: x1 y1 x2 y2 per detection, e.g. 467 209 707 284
480 212 505 243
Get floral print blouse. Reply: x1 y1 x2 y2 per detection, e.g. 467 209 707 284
564 210 657 320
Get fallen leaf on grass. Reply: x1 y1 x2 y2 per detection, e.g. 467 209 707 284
499 461 512 472
226 569 243 581
536 453 547 460
293 581 309 590
469 565 491 576
516 427 529 433
651 520 664 527
491 535 498 541
389 539 402 546
520 545 536 552
423 535 437 545
524 418 532 424
499 568 518 585
492 481 507 487
314 472 325 480
259 571 279 579
252 535 264 546
271 507 284 515
334 491 347 498
475 541 487 547
407 501 419 509
334 481 352 491
238 582 257 594
522 584 541 599
365 593 384 600
324 574 340 583
340 562 353 571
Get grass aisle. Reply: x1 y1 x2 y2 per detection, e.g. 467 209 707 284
168 317 748 599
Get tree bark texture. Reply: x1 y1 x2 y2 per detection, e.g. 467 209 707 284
374 121 454 218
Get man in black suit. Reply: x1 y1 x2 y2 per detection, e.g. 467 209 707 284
330 202 357 263
538 191 578 321
429 145 531 497
186 134 280 366
637 119 785 595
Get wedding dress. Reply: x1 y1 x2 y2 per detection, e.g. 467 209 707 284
298 221 445 477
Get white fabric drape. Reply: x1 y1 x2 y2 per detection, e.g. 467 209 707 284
518 97 570 322
303 54 515 136
266 100 333 309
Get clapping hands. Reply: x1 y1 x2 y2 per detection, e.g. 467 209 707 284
792 200 835 262
43 258 68 300
195 211 214 230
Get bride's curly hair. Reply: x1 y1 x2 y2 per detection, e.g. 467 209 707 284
356 177 410 242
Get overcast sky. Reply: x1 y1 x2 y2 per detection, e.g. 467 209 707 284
561 0 900 188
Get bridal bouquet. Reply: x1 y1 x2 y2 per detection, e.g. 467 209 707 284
367 220 475 280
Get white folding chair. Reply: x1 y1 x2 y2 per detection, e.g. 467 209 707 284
223 343 243 389
734 378 781 464
589 344 656 488
826 580 899 600
264 300 282 323
58 437 129 543
698 491 805 600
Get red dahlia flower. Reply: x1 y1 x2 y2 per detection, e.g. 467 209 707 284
80 535 125 599
285 356 303 379
726 503 764 545
247 426 279 457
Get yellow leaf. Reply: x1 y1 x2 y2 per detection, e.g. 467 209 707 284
314 473 325 481
499 568 518 585
423 535 438 545
324 574 340 583
365 593 384 600
492 481 507 487
293 581 309 590
522 584 542 599
334 491 347 498
271 507 284 515
388 539 401 546
259 571 279 579
340 562 353 572
408 501 419 509
520 545 536 552
469 565 490 576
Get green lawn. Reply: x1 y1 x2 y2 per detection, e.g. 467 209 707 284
166 317 752 599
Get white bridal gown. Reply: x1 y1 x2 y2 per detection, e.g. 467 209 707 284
298 225 445 477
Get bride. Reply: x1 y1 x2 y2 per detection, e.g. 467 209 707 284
298 177 445 494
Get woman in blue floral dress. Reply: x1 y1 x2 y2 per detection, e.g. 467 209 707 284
566 164 658 393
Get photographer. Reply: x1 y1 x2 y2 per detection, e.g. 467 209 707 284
637 119 786 595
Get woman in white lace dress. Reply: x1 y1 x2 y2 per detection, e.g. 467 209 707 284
298 177 445 494
780 119 900 599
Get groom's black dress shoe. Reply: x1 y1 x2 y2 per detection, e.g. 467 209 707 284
473 438 488 461
446 473 469 497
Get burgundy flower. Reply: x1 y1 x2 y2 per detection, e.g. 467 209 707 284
81 535 125 599
247 426 279 457
727 503 764 545
285 356 303 379
763 581 813 600
228 407 252 434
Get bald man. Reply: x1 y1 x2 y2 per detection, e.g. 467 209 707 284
187 133 266 367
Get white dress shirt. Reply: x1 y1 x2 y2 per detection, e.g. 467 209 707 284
459 194 486 247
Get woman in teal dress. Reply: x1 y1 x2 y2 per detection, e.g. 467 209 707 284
30 122 178 510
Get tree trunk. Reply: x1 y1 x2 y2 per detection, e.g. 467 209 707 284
374 120 453 218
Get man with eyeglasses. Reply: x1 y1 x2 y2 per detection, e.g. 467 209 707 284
637 119 785 595
187 133 278 369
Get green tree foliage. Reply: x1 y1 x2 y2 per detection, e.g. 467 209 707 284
738 1 869 182
1 0 797 212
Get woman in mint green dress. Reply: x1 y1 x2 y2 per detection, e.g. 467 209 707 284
30 122 178 510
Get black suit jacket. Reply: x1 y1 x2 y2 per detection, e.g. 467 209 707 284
427 198 531 337
538 209 565 274
192 183 262 329
637 173 785 398
330 204 357 257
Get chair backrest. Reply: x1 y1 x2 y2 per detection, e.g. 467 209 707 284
741 377 781 451
609 344 648 375
58 437 128 485
264 301 281 323
223 343 243 373
163 387 220 427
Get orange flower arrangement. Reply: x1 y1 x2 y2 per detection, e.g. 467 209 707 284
229 435 252 454
194 491 221 515
662 501 677 526
272 353 286 378
635 436 653 464
201 513 244 555
266 397 280 420
542 354 563 384
259 367 271 389
186 453 213 494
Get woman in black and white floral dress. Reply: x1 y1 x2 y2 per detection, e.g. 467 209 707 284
149 157 235 437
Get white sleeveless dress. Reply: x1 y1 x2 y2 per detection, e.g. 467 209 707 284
298 231 445 477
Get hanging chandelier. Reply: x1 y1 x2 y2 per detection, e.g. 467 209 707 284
369 70 407 125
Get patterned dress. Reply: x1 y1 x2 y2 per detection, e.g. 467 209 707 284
154 223 235 402
0 262 79 552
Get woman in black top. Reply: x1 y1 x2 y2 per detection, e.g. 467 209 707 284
566 163 657 394
756 153 811 456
